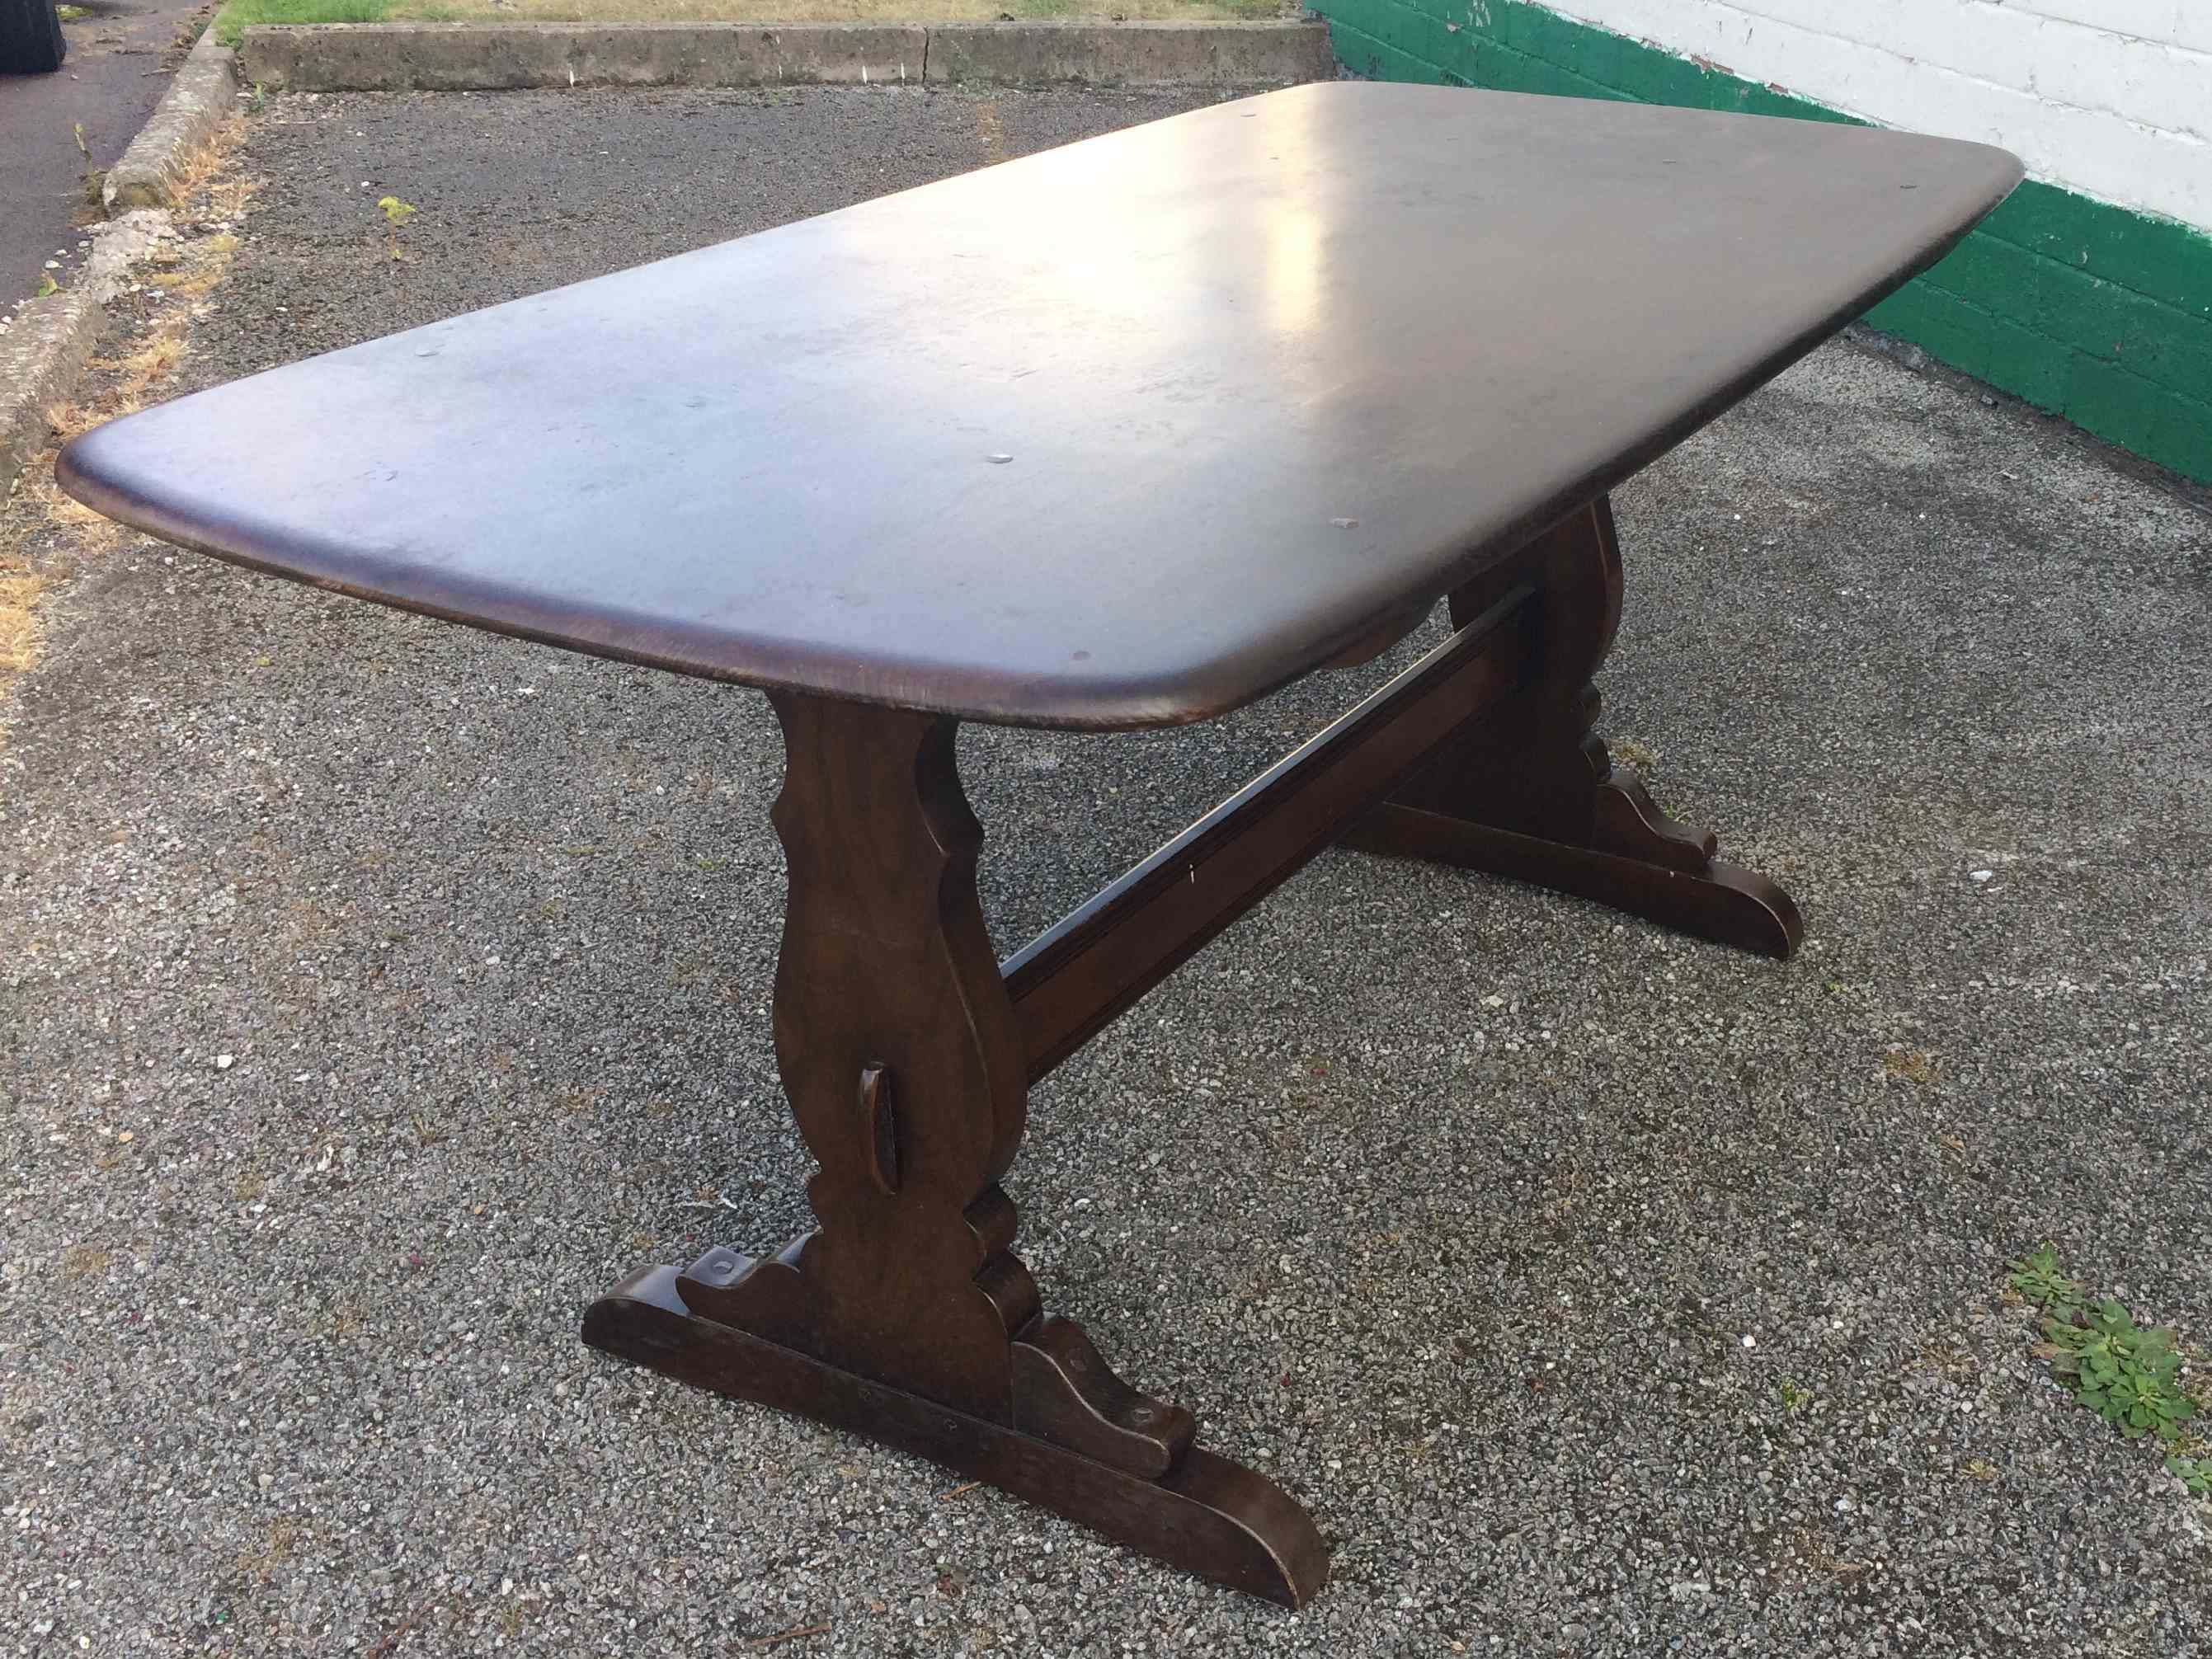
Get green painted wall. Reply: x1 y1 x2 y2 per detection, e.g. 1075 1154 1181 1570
1313 0 2212 485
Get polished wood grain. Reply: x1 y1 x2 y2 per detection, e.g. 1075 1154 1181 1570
55 83 2019 729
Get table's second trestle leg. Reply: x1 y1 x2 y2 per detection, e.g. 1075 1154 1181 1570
1343 496 1804 959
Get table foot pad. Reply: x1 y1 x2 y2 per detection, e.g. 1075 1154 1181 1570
1346 797 1802 959
584 1264 1329 1607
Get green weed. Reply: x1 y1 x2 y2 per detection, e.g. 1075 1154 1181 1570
376 195 417 261
2044 1300 2195 1440
2008 1244 2205 1499
2169 1455 2211 1497
2007 1243 2085 1314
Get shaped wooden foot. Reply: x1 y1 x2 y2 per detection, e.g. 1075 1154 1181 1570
585 1268 1324 1605
583 693 1325 1606
1341 497 1803 960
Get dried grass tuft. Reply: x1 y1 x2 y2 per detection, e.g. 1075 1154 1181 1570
0 112 261 744
166 114 252 209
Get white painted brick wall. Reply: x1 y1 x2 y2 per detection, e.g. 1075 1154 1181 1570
1547 0 2212 232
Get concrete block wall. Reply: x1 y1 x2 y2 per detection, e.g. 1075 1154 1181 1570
1544 0 2209 229
1313 0 2212 484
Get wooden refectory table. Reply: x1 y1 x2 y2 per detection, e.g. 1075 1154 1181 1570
58 82 2020 1606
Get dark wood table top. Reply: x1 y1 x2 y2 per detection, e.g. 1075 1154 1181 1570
59 82 2017 729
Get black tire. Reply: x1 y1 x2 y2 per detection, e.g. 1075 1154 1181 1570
0 0 68 74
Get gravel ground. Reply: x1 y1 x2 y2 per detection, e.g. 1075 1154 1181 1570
5 85 2211 1657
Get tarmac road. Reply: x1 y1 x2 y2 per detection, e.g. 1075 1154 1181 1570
0 0 205 302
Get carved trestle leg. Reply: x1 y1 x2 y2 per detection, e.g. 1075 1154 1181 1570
582 693 1326 1607
1339 496 1804 959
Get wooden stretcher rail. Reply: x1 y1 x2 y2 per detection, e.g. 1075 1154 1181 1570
1001 583 1537 1084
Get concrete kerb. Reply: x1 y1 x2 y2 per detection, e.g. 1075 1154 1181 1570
106 26 242 211
239 22 925 92
0 290 103 500
0 31 239 499
925 21 1334 85
235 19 1337 92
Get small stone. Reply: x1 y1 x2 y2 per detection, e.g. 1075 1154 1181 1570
985 453 1014 464
1970 869 1993 883
214 1054 236 1070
